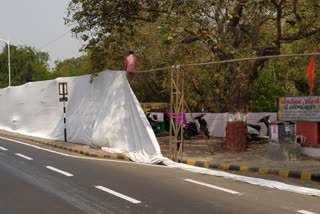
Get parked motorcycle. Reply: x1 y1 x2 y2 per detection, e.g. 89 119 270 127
247 115 271 142
183 113 210 140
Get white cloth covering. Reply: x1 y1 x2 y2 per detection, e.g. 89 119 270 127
0 70 164 163
1 73 319 197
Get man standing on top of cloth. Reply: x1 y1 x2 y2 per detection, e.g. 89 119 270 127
125 50 138 88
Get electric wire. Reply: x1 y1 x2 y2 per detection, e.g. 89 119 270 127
135 52 320 73
39 31 69 49
134 66 174 73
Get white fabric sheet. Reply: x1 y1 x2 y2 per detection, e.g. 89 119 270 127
163 160 320 197
1 77 319 196
0 70 164 163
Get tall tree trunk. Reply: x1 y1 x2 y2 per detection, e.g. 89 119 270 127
222 57 269 152
222 66 249 152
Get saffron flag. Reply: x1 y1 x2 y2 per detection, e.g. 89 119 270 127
306 48 316 95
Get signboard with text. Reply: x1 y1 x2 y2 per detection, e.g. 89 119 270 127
278 96 320 122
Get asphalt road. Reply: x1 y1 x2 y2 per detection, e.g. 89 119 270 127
0 137 319 214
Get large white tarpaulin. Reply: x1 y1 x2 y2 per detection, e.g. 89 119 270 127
0 70 164 163
1 74 319 197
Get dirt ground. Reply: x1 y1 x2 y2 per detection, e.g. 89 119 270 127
156 133 320 174
157 134 226 161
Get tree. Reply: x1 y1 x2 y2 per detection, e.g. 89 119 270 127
249 68 288 112
52 54 96 78
66 0 320 151
0 45 51 88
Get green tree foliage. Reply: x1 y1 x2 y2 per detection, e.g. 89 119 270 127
66 0 320 112
249 69 288 112
0 45 51 88
52 54 96 78
65 1 231 110
66 0 320 151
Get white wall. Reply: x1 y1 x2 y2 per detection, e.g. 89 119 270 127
185 112 277 137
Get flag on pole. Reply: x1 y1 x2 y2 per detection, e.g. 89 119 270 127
306 48 316 95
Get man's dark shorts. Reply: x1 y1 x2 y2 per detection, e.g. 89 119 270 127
126 72 135 83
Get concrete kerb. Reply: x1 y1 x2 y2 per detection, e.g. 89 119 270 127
43 143 320 183
43 139 320 183
27 139 320 183
2 132 319 182
0 132 132 162
181 159 320 183
42 142 132 161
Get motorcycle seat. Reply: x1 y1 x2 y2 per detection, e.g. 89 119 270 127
248 124 261 132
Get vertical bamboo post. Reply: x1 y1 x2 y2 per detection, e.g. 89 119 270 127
169 67 174 160
179 67 185 161
174 66 180 161
169 66 185 162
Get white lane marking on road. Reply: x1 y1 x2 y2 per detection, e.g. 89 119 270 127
46 166 74 177
95 185 141 204
168 161 320 197
0 146 8 151
297 210 317 214
185 179 241 195
0 137 165 168
15 153 33 160
2 136 319 198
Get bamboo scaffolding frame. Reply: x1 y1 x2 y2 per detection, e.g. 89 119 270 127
150 52 320 161
169 66 215 162
169 67 185 161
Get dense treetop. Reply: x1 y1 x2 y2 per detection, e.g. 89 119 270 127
64 0 320 112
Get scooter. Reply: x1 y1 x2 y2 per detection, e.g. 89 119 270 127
247 115 270 142
183 113 210 140
146 112 158 131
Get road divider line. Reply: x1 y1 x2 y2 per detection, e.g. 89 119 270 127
297 210 317 214
185 179 241 195
95 185 141 204
0 146 8 151
46 166 73 177
15 153 33 160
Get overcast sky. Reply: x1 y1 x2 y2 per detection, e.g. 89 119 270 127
0 0 83 68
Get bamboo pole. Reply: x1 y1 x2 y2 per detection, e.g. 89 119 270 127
169 68 174 160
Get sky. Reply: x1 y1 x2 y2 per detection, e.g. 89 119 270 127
0 0 83 68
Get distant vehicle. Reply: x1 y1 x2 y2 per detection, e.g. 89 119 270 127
142 103 170 134
183 113 210 140
247 115 271 142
